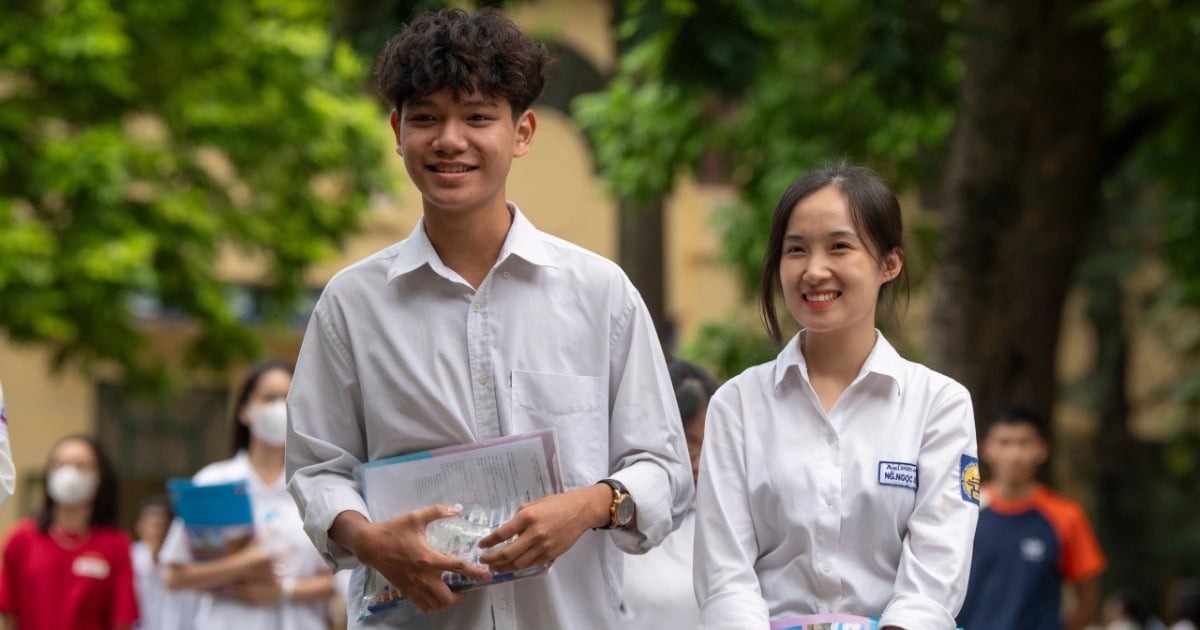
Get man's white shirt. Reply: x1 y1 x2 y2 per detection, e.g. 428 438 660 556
285 205 693 629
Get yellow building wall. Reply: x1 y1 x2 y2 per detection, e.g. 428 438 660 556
0 341 94 529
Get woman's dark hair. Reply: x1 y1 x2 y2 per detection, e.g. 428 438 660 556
669 360 718 427
230 359 293 455
37 434 120 533
374 8 550 116
759 162 909 345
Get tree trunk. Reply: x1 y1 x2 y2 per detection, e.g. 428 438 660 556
930 0 1108 429
1085 261 1150 598
619 197 669 349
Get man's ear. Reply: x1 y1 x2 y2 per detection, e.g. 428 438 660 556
390 109 403 155
513 109 537 158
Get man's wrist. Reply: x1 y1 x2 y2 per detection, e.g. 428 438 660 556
585 483 612 529
330 510 372 560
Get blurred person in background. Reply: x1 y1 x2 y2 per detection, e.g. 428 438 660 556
957 405 1106 630
160 359 334 630
621 359 718 629
132 494 198 629
0 380 14 507
0 434 139 630
1167 579 1199 630
1098 588 1147 630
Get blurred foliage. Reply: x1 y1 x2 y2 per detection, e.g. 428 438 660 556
679 319 780 382
330 0 530 61
1096 0 1200 421
576 0 962 298
0 0 390 384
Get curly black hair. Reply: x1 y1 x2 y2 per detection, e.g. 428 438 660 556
374 8 550 117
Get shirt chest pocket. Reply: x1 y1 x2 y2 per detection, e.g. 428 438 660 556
510 371 607 489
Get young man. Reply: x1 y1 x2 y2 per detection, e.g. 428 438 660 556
284 8 693 629
956 406 1106 630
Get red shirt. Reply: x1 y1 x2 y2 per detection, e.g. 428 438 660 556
0 519 139 630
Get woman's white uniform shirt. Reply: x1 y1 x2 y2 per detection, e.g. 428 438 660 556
694 332 979 630
160 452 330 630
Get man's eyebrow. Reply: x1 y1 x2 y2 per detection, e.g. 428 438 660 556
460 97 502 107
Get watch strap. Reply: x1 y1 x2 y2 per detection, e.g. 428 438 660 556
597 478 629 530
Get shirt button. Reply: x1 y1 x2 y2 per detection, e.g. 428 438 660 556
497 598 509 610
472 302 482 312
821 563 832 573
479 375 490 385
825 433 835 445
502 271 511 279
825 497 834 507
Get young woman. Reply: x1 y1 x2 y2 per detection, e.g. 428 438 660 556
694 165 979 630
160 360 334 630
0 434 139 630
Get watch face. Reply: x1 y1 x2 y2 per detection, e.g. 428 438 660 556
616 496 635 525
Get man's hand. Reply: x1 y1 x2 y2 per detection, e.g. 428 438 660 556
339 505 492 613
477 484 611 574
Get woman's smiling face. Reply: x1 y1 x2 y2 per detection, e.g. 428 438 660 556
779 185 901 338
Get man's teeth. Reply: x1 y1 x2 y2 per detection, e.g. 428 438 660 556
433 165 472 173
807 292 837 302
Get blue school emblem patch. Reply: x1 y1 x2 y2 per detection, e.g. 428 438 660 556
960 454 981 504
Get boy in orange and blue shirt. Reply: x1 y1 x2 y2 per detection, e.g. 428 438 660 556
957 405 1106 630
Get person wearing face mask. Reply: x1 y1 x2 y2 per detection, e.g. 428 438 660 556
0 434 140 630
0 380 14 508
159 360 335 630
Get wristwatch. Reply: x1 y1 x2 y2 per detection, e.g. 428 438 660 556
598 478 635 530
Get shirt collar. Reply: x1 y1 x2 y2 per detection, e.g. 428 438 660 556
773 329 906 396
386 202 556 283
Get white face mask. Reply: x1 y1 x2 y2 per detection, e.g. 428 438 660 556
247 400 288 447
47 465 99 505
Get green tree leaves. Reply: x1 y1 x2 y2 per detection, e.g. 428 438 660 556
0 0 390 380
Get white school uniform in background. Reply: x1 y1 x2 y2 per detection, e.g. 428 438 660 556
160 452 331 630
621 508 700 629
132 539 199 629
0 380 14 507
695 331 978 630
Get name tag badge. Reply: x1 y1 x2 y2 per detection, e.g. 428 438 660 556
72 554 111 579
878 461 918 492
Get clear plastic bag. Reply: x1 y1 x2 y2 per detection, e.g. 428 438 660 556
359 501 549 620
